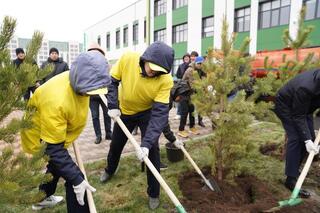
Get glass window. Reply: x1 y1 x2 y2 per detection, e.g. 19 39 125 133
106 34 110 50
304 0 320 20
202 16 214 37
133 23 139 44
154 0 166 16
154 29 166 42
144 20 146 39
259 0 291 29
172 23 188 43
234 7 250 32
123 27 128 46
97 36 101 45
116 30 120 48
173 0 188 10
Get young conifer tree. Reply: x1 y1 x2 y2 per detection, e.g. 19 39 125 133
0 16 51 207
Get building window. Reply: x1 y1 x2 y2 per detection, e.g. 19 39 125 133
133 23 139 44
154 0 166 16
123 27 128 46
116 30 120 48
173 0 188 10
202 16 214 38
172 23 188 43
234 7 251 32
97 36 101 45
259 0 291 29
106 33 110 50
304 0 320 20
172 59 183 76
154 29 166 42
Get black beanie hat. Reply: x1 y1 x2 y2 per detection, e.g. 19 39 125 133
16 48 25 55
190 51 199 57
49 47 59 55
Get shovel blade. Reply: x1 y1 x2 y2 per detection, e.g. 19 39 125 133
203 178 222 194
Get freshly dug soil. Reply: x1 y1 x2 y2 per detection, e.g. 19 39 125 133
259 143 284 160
178 167 320 213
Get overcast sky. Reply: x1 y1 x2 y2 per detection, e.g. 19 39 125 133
0 0 138 43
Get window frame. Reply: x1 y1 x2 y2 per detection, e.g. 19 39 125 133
123 26 128 47
258 0 291 29
133 22 139 45
173 0 188 10
234 7 251 32
116 30 120 49
172 23 188 44
106 33 110 51
304 0 320 20
154 0 167 16
154 28 166 42
202 16 214 38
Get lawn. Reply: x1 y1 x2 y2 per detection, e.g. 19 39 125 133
1 122 295 213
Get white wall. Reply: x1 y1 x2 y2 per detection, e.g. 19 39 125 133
84 0 147 62
187 0 202 53
289 0 303 40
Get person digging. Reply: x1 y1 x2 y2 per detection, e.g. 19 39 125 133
21 50 111 212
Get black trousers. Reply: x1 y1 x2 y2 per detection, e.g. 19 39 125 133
275 110 315 178
89 97 112 138
39 163 89 213
105 110 161 198
179 99 195 131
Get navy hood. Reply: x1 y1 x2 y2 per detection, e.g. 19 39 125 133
140 41 175 74
69 50 111 94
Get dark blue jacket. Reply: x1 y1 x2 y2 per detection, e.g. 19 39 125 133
275 68 320 142
41 57 69 83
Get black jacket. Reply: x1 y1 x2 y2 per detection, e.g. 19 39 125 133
13 58 24 68
41 57 69 83
176 62 189 79
275 69 320 141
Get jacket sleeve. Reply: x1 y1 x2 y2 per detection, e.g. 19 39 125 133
44 142 83 186
64 62 69 71
291 88 312 142
106 77 120 109
141 102 169 149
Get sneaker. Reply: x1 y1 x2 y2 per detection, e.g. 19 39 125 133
100 171 113 183
189 127 200 135
178 130 189 138
174 115 181 120
32 195 63 210
105 132 112 140
149 197 160 210
94 136 102 144
160 162 167 171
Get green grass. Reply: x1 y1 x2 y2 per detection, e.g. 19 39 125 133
2 122 288 212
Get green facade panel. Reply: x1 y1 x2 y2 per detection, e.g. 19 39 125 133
172 42 187 59
201 37 214 56
304 19 320 47
154 15 166 31
172 6 188 26
234 32 250 51
257 25 288 51
235 0 251 9
202 0 214 17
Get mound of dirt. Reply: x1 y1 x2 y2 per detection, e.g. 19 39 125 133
178 167 320 213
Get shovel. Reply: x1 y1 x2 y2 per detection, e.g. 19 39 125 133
263 128 320 212
73 141 97 213
178 144 222 193
99 95 186 213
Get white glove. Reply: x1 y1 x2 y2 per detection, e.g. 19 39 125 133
73 180 96 206
108 109 121 119
207 85 213 92
136 147 149 162
173 140 184 148
305 140 320 154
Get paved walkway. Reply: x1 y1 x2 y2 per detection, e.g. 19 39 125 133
0 109 213 163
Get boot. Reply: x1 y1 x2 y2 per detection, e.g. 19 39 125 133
285 176 311 198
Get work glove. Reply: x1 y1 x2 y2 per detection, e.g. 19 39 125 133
73 180 96 206
305 140 320 154
173 140 184 149
136 147 149 162
108 109 121 119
